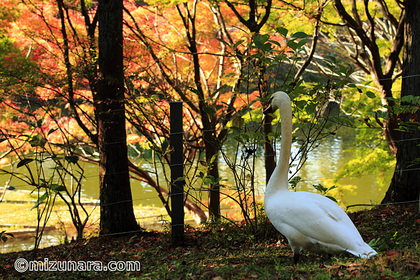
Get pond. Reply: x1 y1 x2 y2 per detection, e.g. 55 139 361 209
2 127 390 206
0 126 393 252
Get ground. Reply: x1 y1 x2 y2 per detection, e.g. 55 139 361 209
0 204 419 279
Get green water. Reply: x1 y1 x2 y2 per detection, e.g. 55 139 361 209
0 126 393 253
292 128 389 207
1 126 390 208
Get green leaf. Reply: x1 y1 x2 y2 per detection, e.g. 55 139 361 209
296 38 308 49
0 231 14 242
231 117 244 129
313 183 327 193
31 192 48 210
29 134 47 147
216 37 229 46
39 192 49 202
366 91 376 99
47 128 58 136
210 84 228 98
327 185 338 192
326 195 338 202
337 116 355 127
289 176 302 189
240 133 250 142
401 95 420 104
202 105 216 117
287 40 298 51
269 40 282 48
291 32 308 39
294 100 307 109
161 140 169 154
173 176 185 183
233 39 244 48
54 166 65 171
17 158 33 168
51 184 66 192
233 135 244 144
276 27 288 37
65 155 79 164
305 103 317 115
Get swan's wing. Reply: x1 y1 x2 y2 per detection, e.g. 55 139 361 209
265 192 373 256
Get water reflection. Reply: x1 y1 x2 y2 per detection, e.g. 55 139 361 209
0 128 392 253
1 230 62 253
292 128 388 206
0 128 390 207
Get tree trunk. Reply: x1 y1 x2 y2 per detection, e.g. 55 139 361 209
375 79 400 157
333 0 405 157
204 129 221 221
382 0 420 204
263 103 276 183
97 0 139 235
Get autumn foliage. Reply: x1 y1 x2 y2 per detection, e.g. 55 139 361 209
0 0 349 227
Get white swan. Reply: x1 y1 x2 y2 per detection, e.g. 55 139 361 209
264 91 377 264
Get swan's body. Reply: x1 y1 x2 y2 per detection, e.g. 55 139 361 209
264 91 377 263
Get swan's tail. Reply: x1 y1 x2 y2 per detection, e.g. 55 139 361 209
348 244 377 259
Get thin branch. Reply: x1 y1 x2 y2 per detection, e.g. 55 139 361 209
292 12 322 87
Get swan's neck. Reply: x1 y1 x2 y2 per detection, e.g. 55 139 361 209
266 96 293 196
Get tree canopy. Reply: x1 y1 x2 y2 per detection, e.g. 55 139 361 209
0 0 418 236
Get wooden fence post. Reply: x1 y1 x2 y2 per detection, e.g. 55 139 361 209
170 101 184 244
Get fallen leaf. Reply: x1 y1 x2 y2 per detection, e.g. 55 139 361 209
385 250 401 259
380 273 397 280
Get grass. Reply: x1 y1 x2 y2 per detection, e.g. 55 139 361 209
0 203 419 279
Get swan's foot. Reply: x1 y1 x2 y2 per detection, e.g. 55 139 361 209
293 253 300 265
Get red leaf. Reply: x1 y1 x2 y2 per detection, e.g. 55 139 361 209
385 250 401 257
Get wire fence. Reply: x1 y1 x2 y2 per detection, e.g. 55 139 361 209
1 121 419 210
2 132 420 190
1 160 418 216
1 88 420 252
2 130 418 250
1 176 418 253
1 197 418 253
1 124 419 208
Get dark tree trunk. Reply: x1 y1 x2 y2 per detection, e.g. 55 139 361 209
97 0 139 235
376 80 400 157
204 129 221 220
382 0 420 204
263 113 276 183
